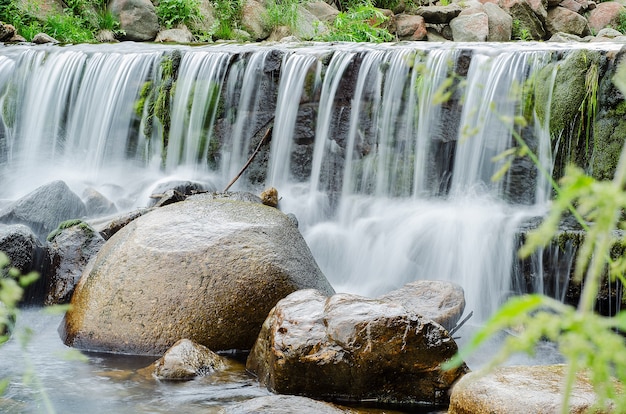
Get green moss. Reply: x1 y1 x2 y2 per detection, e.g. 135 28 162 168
591 114 626 181
47 219 94 242
536 50 602 178
1 82 17 129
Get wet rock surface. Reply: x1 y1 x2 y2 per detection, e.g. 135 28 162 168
140 338 227 380
60 197 335 355
246 289 469 408
219 395 355 413
378 280 465 331
449 365 612 413
45 221 105 305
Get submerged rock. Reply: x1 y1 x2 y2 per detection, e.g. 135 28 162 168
61 197 334 355
246 289 468 408
448 365 613 413
219 395 353 413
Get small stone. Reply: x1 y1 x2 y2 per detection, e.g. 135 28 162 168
260 187 279 207
147 339 227 380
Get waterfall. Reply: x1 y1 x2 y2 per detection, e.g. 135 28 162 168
0 42 618 322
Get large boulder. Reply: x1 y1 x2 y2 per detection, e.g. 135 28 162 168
587 2 626 34
60 196 334 355
246 289 469 407
449 365 612 413
484 3 512 41
450 11 490 42
109 0 160 41
499 0 547 40
241 0 272 40
546 6 591 37
378 280 465 331
45 220 105 305
0 181 87 242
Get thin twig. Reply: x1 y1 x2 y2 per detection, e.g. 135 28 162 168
223 127 272 192
449 310 473 337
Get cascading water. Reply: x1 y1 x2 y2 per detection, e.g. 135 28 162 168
0 41 622 411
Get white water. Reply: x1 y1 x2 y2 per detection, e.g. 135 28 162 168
0 41 620 412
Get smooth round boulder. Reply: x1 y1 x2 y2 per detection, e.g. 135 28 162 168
246 289 469 407
60 196 335 355
449 365 612 413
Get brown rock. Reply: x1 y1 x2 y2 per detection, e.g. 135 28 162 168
61 196 335 355
450 12 490 41
0 23 15 42
394 14 428 40
247 289 469 407
142 339 227 380
587 2 626 34
260 187 279 207
485 2 512 41
546 6 591 37
449 365 614 413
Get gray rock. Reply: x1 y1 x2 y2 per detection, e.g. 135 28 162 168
546 6 591 37
143 339 227 380
413 5 463 24
303 1 339 23
484 3 512 41
0 23 16 42
449 365 612 413
0 224 46 304
220 395 352 414
109 0 160 41
596 27 624 38
95 29 118 43
499 0 547 40
0 181 87 242
294 5 327 40
88 208 153 240
83 188 117 217
45 221 105 305
450 12 489 42
247 289 469 407
155 26 195 43
378 280 465 332
61 198 334 355
241 0 272 40
32 33 59 44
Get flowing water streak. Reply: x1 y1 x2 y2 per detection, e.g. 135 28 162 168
267 51 321 187
412 48 459 196
221 49 273 185
308 48 358 196
450 50 546 196
166 50 231 170
303 46 559 321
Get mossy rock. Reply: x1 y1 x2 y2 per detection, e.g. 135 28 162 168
535 49 602 175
